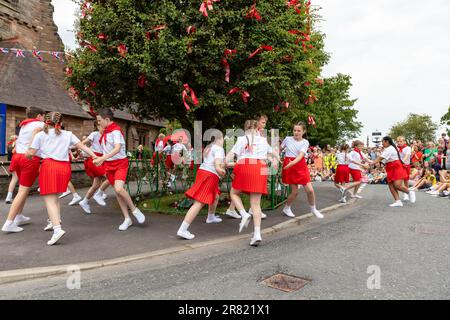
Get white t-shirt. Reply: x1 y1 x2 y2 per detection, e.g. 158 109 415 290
173 143 188 155
230 135 273 160
348 150 365 171
398 146 411 165
15 121 45 154
156 140 165 152
101 130 126 161
163 145 173 155
281 137 309 158
337 152 350 165
200 144 225 177
87 131 103 154
381 146 401 163
31 129 80 161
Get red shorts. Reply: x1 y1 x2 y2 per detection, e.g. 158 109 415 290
385 160 408 183
84 152 105 178
105 158 129 186
282 157 311 185
350 168 362 182
39 159 71 195
335 165 350 184
185 169 220 205
10 153 41 187
403 164 411 182
232 159 268 195
165 155 174 170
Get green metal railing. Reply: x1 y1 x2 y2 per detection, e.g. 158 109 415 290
125 152 290 213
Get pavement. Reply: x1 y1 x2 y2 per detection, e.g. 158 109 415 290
0 181 343 272
0 185 448 299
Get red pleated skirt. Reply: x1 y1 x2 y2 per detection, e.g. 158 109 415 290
84 152 105 178
10 153 41 187
39 159 71 195
403 164 411 182
165 155 174 170
105 158 129 186
385 160 408 183
335 164 350 184
350 168 362 182
282 157 311 185
232 159 268 195
185 169 220 205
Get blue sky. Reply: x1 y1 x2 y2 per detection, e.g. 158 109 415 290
52 0 450 143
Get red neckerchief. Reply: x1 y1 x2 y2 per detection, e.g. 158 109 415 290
100 122 123 145
354 148 364 160
19 118 41 127
397 144 408 153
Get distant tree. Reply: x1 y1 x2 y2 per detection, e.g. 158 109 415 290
440 106 450 134
389 113 438 143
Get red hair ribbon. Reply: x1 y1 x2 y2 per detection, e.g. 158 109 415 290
228 87 250 103
308 114 316 128
199 0 220 17
247 45 273 59
118 44 128 57
182 84 199 110
246 2 262 21
221 49 237 83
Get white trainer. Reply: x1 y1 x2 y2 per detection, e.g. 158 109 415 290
312 208 324 219
2 223 24 233
79 199 92 214
225 209 241 219
248 208 267 219
93 193 107 206
14 214 31 226
102 192 108 200
409 191 416 203
44 220 53 231
59 191 71 199
132 208 146 224
119 219 133 231
68 194 82 206
283 206 295 218
239 212 252 233
339 196 347 203
352 194 363 199
47 230 66 246
250 235 262 247
5 197 13 204
389 201 403 207
403 194 410 201
177 230 195 240
206 215 222 224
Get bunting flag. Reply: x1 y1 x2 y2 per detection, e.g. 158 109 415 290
1 48 9 54
32 50 43 61
0 47 67 61
14 49 25 58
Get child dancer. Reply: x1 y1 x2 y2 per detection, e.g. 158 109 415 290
26 112 97 245
78 125 107 214
177 131 226 240
334 144 351 203
2 107 45 233
371 136 416 207
396 136 412 201
281 122 324 219
226 120 279 246
93 108 146 230
340 140 370 199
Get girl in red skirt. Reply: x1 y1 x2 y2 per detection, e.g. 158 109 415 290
177 131 226 240
334 144 351 203
2 107 45 234
78 125 108 214
93 108 146 231
225 120 279 246
281 122 324 219
26 112 97 245
396 136 412 201
371 136 416 207
340 140 370 199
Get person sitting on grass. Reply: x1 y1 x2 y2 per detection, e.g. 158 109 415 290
425 170 450 196
411 169 436 191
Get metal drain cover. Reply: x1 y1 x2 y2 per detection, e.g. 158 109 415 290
415 224 450 235
262 273 311 292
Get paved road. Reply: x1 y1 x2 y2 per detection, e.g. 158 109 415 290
0 182 340 271
0 185 448 299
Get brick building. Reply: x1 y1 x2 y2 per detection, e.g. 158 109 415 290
0 0 165 160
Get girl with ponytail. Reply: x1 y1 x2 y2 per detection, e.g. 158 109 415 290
371 136 416 207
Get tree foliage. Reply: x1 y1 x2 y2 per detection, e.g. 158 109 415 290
389 113 438 143
68 0 360 142
440 106 450 134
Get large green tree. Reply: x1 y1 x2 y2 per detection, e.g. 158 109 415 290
389 113 438 143
440 106 450 134
67 0 360 143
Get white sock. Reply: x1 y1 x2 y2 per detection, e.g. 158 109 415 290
53 225 62 233
82 197 89 203
254 226 261 238
179 221 190 233
239 209 247 217
207 213 215 219
4 220 14 227
310 205 316 211
6 192 13 199
73 193 80 198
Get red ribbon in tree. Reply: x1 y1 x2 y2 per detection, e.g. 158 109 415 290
97 33 107 41
146 25 166 41
274 101 289 112
305 91 318 105
199 0 220 17
308 114 317 128
81 1 94 19
138 74 146 88
182 84 199 110
228 87 250 103
186 26 197 34
287 0 302 14
118 44 128 57
81 40 98 53
246 2 262 21
65 67 73 77
247 45 273 59
221 49 237 83
69 86 80 100
315 78 324 86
